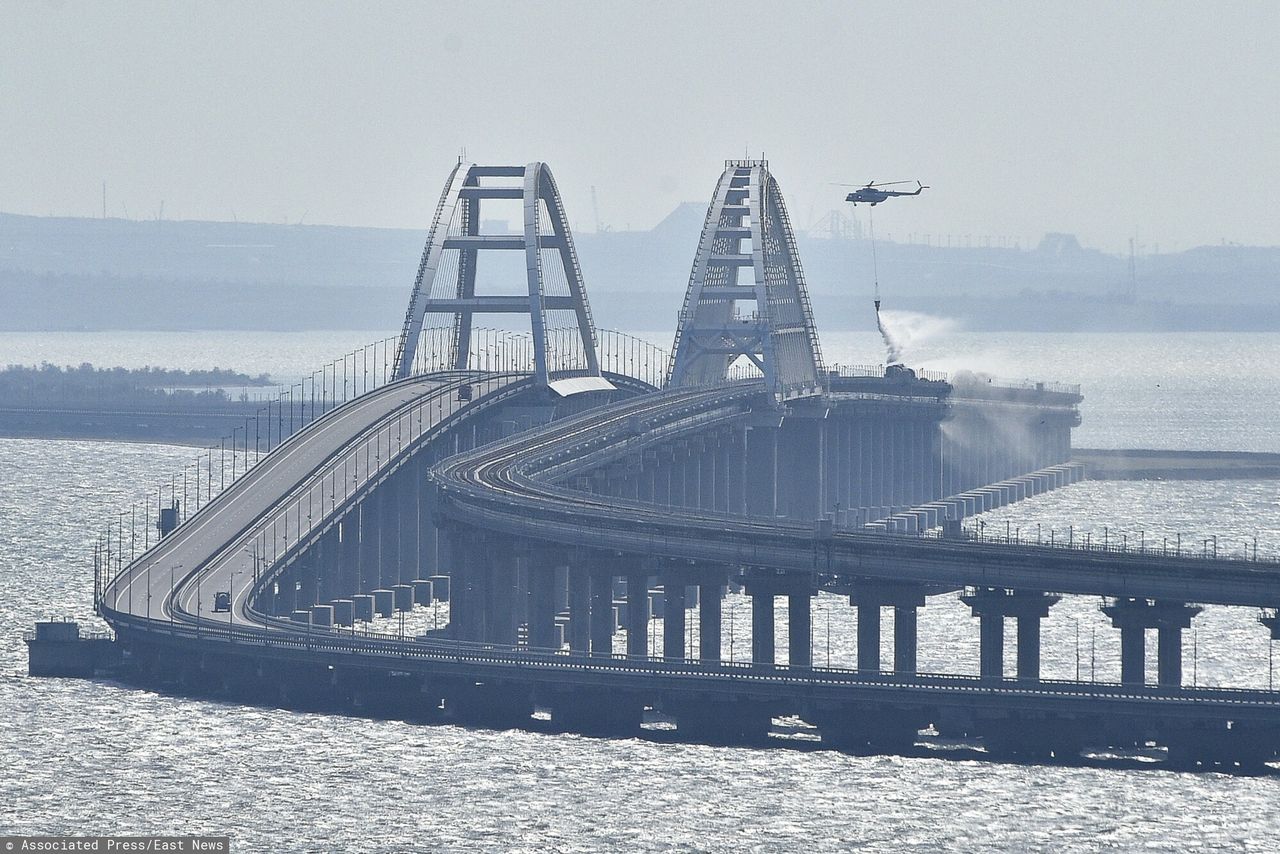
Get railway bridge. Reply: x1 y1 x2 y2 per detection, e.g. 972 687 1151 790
79 160 1280 770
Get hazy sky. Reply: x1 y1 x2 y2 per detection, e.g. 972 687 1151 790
3 1 1277 252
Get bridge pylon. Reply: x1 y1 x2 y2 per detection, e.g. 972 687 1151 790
393 162 605 390
667 160 824 399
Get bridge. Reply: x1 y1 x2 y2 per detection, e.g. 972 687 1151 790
73 159 1280 771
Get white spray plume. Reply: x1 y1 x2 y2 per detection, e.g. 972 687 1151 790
875 309 956 366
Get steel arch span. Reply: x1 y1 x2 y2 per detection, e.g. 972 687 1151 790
393 162 602 388
667 160 825 399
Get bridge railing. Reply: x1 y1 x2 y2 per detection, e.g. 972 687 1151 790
93 327 472 611
953 520 1270 562
823 363 1080 395
401 326 672 389
104 609 1280 705
93 325 677 612
840 514 1275 566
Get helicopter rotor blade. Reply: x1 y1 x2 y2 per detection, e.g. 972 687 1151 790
872 180 916 187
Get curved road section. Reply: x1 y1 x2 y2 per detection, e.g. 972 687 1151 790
96 371 1280 757
102 371 527 632
433 383 1280 607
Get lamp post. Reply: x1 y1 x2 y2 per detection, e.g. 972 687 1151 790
1067 616 1081 680
170 564 181 628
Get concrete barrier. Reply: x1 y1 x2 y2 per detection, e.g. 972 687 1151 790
392 584 414 612
428 575 451 602
352 593 375 622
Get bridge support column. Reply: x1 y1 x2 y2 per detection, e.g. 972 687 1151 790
850 581 927 674
273 568 296 615
750 590 775 665
1158 625 1183 688
379 477 402 588
653 448 673 506
568 563 590 653
979 614 1003 680
675 444 692 508
626 570 649 658
962 588 1060 681
726 429 746 515
699 580 723 662
451 528 485 642
339 514 361 595
313 527 340 603
415 460 438 578
894 605 918 674
788 591 813 668
745 423 779 518
700 440 717 511
856 603 881 672
528 550 560 651
358 498 378 592
1016 616 1042 682
741 570 813 667
779 415 824 522
663 578 686 660
1102 598 1202 686
589 566 614 656
296 568 317 610
639 455 657 503
712 433 730 513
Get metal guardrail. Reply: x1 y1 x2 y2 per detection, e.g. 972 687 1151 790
101 609 1280 710
23 630 115 642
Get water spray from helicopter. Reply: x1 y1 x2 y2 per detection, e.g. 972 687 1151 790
841 178 929 367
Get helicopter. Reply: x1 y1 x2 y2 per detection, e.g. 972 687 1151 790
843 180 928 206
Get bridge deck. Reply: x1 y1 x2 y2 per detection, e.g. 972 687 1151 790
102 371 526 628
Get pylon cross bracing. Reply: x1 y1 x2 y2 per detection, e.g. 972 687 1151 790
393 162 603 388
667 160 824 399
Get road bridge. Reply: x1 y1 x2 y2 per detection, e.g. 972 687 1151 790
65 159 1280 771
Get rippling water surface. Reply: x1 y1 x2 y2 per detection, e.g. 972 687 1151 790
3 332 1280 850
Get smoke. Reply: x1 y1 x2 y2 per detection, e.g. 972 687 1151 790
875 309 956 366
949 369 997 390
876 311 905 365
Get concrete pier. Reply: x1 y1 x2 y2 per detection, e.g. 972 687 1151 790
529 554 560 651
699 581 722 662
849 581 927 674
428 574 450 602
372 588 395 618
568 564 590 653
25 622 120 677
589 568 614 655
749 589 775 665
626 571 649 657
961 588 1060 681
392 584 414 612
1102 598 1202 686
788 592 812 667
352 593 375 623
664 579 686 660
310 604 334 627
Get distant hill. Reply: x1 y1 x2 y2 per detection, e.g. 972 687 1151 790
2 211 1278 332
